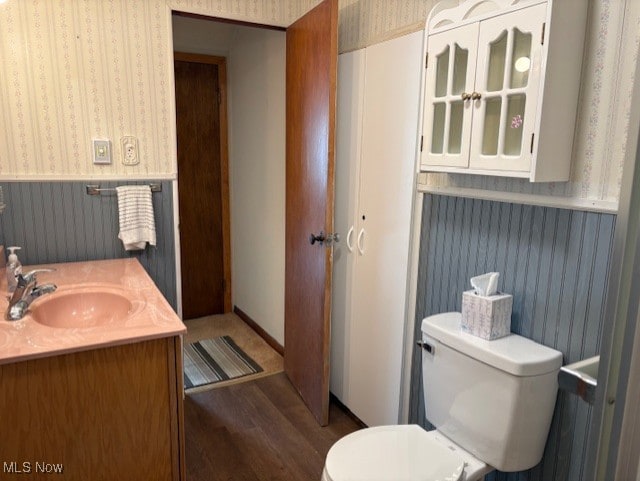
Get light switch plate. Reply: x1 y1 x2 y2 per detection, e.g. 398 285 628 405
121 136 140 166
93 139 111 164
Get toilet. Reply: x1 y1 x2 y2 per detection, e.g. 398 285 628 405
322 312 563 481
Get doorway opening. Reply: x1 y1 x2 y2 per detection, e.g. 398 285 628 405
173 11 287 339
172 0 337 428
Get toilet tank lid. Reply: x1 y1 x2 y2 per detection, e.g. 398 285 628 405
422 313 563 376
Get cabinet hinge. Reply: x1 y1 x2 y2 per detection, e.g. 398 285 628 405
541 22 546 45
420 135 424 152
425 53 428 69
530 133 535 154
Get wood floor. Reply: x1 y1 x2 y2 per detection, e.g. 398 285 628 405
184 372 362 481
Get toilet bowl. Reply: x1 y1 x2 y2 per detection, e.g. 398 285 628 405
322 312 563 481
322 425 492 481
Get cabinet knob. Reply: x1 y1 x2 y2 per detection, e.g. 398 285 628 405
461 92 472 101
471 92 482 100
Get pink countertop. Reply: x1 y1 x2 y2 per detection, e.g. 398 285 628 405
0 258 186 365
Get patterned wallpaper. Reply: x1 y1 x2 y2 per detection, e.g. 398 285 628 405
0 0 174 179
337 0 437 53
0 0 317 180
0 0 638 205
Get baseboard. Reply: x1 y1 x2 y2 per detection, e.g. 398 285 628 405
329 393 368 429
233 306 284 356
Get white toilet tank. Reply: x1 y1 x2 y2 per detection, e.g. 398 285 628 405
421 312 563 472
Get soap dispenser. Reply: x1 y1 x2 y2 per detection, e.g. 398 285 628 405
6 246 22 293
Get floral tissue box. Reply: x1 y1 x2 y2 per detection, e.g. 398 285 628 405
461 290 513 340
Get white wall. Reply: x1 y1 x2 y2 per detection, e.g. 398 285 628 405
172 15 237 56
227 27 286 346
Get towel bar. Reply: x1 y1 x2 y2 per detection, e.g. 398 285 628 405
86 183 162 196
558 356 599 404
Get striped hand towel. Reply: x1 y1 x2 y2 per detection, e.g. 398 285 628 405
116 185 156 251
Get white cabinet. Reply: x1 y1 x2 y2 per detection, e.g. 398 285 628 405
331 31 422 427
420 0 588 182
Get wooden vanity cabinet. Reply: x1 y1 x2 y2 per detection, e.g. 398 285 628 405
0 337 185 481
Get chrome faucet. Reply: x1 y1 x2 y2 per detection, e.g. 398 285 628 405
5 269 57 321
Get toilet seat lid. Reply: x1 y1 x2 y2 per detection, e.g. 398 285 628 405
325 425 465 481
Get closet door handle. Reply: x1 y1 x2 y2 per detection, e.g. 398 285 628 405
357 228 366 255
346 226 354 253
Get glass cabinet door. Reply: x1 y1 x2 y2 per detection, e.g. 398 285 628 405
422 23 478 167
469 3 547 172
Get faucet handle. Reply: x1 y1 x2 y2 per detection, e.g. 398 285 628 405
20 268 56 284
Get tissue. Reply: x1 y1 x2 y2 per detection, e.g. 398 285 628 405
461 272 512 340
470 272 499 296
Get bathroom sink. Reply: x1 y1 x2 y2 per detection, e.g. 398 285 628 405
558 356 599 404
29 286 136 328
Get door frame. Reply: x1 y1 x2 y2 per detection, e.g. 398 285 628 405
167 6 338 425
173 52 232 314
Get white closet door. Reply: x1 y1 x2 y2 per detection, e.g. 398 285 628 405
330 50 365 403
349 30 423 426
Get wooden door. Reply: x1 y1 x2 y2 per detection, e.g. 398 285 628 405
174 54 231 320
284 0 338 426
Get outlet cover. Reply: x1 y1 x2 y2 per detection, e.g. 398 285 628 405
121 136 140 166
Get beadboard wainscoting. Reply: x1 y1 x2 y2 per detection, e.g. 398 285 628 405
0 181 176 310
409 194 616 481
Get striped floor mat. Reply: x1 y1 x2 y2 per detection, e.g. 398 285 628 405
183 336 263 390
